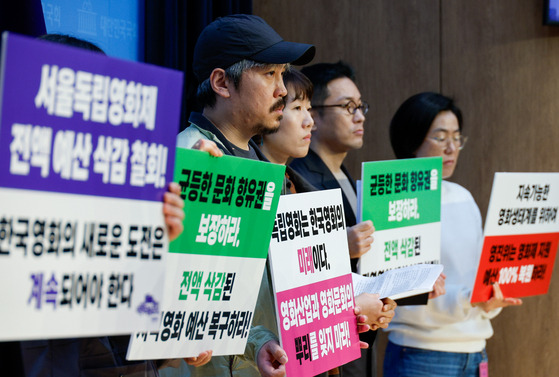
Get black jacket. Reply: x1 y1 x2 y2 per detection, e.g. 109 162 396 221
290 149 357 227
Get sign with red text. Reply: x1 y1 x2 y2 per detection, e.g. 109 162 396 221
269 189 360 376
0 33 183 340
127 148 285 359
471 173 559 302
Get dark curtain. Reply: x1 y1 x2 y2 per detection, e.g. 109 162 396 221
0 0 46 52
144 0 253 132
0 1 44 371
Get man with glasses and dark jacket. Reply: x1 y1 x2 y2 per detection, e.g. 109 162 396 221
290 61 395 377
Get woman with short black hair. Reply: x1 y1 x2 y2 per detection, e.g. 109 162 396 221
383 92 522 377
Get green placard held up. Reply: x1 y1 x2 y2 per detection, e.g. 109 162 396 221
361 157 442 230
170 147 285 259
359 157 442 276
127 147 286 360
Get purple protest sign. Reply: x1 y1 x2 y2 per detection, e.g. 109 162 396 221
0 32 182 201
0 33 184 340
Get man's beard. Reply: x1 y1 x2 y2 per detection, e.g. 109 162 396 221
251 98 285 136
253 121 281 136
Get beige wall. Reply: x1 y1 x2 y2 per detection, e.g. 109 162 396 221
254 1 559 376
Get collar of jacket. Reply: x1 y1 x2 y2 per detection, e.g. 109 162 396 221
188 112 269 161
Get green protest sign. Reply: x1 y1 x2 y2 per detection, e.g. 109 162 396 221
361 157 442 231
170 147 285 259
358 157 442 276
127 148 286 360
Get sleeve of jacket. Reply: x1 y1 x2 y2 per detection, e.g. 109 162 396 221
239 262 279 364
241 325 279 364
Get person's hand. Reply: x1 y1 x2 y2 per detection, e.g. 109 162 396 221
192 138 223 157
354 293 396 330
374 297 397 330
353 305 371 348
163 182 185 241
257 340 288 377
472 283 523 313
353 305 371 334
347 220 375 259
184 350 213 367
429 272 447 299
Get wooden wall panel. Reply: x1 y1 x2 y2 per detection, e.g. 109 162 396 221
442 2 559 376
255 1 559 376
254 0 441 178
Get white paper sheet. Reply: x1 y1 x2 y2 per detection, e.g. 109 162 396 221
352 264 443 300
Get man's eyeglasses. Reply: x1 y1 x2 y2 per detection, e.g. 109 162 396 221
313 101 369 116
429 134 468 150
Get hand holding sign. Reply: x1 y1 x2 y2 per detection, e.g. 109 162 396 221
184 350 213 367
257 340 288 377
163 182 185 241
472 283 523 313
162 139 224 241
347 220 375 259
192 138 224 157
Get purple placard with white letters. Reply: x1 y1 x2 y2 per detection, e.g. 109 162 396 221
0 32 184 341
0 32 181 201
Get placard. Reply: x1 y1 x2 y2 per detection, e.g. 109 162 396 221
471 173 559 302
269 189 360 376
358 157 442 277
127 148 285 359
0 33 183 340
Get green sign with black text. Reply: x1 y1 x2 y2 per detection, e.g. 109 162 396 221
170 147 285 258
358 157 442 276
361 157 442 230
